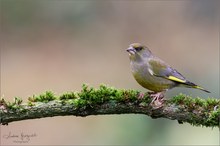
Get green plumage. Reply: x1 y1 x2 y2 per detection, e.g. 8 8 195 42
126 43 210 93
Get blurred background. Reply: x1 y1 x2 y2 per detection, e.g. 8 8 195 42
0 0 219 145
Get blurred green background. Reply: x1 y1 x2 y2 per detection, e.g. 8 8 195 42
1 0 219 145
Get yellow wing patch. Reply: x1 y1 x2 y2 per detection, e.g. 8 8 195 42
167 76 186 83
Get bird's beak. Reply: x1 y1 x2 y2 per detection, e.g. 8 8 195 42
126 47 136 55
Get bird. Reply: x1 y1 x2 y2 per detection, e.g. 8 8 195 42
126 43 210 105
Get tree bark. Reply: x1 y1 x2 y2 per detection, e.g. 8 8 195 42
0 85 219 127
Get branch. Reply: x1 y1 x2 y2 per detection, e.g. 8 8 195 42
0 84 219 127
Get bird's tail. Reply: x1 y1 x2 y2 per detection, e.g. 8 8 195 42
192 85 211 93
184 81 211 93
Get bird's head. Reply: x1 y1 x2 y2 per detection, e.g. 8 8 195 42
126 43 152 61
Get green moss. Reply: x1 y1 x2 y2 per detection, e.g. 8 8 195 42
28 91 56 103
4 97 28 112
169 93 186 104
77 84 143 105
6 103 17 110
6 84 151 109
73 99 87 108
27 101 35 106
169 94 220 127
169 94 195 107
206 98 220 106
170 94 219 110
59 92 78 100
205 108 220 127
14 97 23 105
65 99 87 109
194 97 205 107
3 84 219 127
4 97 23 110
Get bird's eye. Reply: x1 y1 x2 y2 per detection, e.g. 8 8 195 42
135 46 143 51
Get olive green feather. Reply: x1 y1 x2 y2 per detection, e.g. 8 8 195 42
127 43 210 93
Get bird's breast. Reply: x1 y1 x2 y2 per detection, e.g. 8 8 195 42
130 62 175 92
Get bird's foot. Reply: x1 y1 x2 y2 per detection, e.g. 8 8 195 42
149 92 165 109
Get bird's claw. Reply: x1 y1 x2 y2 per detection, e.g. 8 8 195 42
149 92 165 109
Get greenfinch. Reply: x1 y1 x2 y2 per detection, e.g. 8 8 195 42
126 43 210 103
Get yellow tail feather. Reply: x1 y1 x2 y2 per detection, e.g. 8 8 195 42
194 86 210 93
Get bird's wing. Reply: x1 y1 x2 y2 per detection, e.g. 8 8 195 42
148 58 211 93
148 58 188 84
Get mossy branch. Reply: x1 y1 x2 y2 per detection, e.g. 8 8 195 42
0 84 219 127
